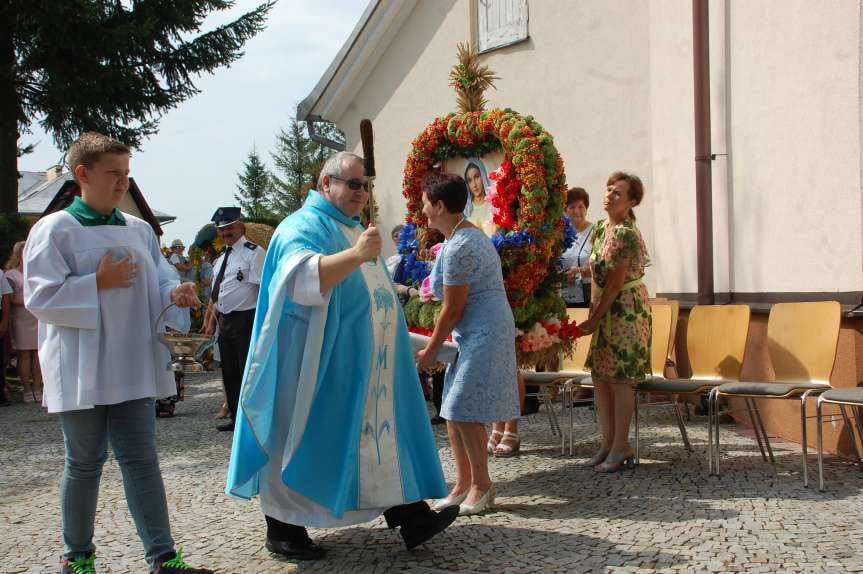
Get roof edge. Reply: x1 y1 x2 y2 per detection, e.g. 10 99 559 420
297 0 417 123
297 0 382 122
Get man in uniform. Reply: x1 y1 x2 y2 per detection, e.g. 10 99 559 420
203 207 265 432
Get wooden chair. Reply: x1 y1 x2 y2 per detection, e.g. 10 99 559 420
712 301 840 487
520 308 591 443
817 387 863 490
649 297 680 372
636 305 751 471
633 303 686 463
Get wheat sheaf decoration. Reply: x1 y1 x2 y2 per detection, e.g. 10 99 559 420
449 42 498 114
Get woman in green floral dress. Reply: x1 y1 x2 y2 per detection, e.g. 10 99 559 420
578 171 652 473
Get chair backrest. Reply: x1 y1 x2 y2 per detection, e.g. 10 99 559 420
563 307 592 372
766 301 840 385
650 297 680 360
686 305 751 380
666 299 680 359
650 303 672 377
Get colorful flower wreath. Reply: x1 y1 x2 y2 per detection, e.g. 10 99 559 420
397 108 581 366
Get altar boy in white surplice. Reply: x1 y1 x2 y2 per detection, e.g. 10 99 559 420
23 133 212 574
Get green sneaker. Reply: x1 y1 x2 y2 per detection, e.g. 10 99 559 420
151 548 212 574
59 553 96 574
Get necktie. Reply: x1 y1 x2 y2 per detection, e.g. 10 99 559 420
211 246 232 303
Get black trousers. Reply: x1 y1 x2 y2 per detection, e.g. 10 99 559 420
217 308 255 421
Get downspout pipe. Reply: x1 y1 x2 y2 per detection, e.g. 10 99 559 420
306 115 346 151
693 0 714 304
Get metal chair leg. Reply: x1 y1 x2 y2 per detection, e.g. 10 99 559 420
672 395 692 453
561 383 567 455
838 405 862 462
800 390 812 488
817 395 825 491
545 393 560 436
708 387 719 475
708 388 714 474
851 405 863 461
744 398 763 459
745 398 768 462
634 391 641 464
751 400 775 463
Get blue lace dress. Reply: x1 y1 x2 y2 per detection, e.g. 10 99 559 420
430 227 520 423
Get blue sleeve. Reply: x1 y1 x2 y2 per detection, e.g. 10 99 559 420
442 237 479 286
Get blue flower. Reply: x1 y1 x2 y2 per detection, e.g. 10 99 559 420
491 229 536 252
397 223 417 255
562 215 576 250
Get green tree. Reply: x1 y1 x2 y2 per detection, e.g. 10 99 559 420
269 116 344 217
235 147 273 220
1 0 275 214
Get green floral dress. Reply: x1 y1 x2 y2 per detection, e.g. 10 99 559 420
584 218 652 382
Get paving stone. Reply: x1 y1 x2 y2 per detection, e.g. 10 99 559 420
3 373 863 573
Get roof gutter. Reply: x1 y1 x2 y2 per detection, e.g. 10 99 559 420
306 115 346 151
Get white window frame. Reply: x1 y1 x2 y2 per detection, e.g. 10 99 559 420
474 0 529 54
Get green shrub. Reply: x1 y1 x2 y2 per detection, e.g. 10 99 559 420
0 214 34 266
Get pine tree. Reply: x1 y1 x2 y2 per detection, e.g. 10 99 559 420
235 148 273 220
1 0 275 214
269 117 344 218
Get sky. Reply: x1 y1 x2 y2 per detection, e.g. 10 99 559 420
18 0 369 248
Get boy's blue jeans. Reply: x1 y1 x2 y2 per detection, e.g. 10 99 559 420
59 397 174 567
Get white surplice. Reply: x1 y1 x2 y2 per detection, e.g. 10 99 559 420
24 211 189 413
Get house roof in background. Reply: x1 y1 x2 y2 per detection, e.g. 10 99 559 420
18 171 175 234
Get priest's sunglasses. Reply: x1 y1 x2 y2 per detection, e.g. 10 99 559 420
330 175 369 191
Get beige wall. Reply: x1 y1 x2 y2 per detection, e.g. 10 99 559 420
334 0 863 298
118 193 144 220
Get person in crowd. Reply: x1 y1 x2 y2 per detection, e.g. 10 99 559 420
198 250 214 303
561 187 594 308
5 241 42 403
557 187 595 400
201 208 265 432
416 173 520 515
226 151 456 560
23 132 210 573
577 171 652 472
168 239 195 282
463 159 495 236
386 224 405 276
0 270 11 406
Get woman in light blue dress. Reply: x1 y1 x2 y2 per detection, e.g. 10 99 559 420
415 173 519 516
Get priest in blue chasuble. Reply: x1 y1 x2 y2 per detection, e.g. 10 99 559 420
226 152 457 560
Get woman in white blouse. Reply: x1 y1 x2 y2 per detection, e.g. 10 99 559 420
560 187 594 308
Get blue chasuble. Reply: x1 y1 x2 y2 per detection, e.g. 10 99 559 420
225 191 446 521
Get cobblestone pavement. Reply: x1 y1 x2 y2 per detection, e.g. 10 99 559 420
3 373 863 573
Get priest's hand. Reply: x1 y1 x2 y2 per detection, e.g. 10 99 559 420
171 282 201 308
415 346 440 371
96 250 137 290
353 226 382 261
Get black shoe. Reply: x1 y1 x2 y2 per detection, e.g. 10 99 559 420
216 420 235 432
151 549 212 573
430 415 446 425
384 501 458 550
266 537 326 561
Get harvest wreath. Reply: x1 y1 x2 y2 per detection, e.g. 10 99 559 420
394 46 581 366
